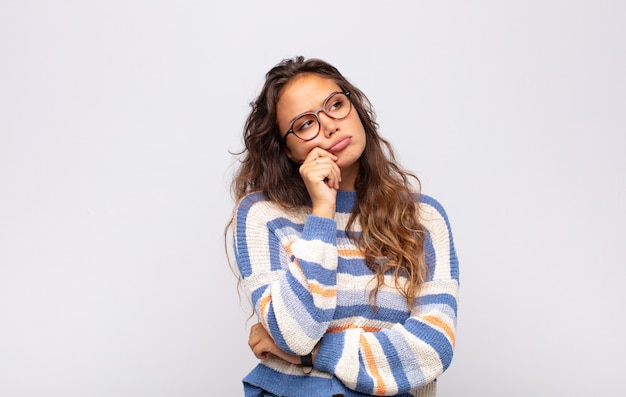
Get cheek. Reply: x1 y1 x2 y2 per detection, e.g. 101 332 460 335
285 142 313 163
350 120 367 145
346 114 366 137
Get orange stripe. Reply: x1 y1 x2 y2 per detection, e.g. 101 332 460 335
327 324 381 334
310 283 337 298
360 334 386 395
423 315 455 347
338 249 364 258
259 295 271 317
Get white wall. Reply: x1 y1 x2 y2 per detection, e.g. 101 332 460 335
1 1 624 396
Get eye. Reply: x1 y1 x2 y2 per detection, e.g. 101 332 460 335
294 115 317 132
327 96 346 113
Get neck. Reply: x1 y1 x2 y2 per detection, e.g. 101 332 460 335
338 163 359 191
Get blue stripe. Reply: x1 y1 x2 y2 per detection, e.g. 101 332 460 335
421 194 459 282
243 362 333 396
295 258 338 286
335 190 357 212
423 229 437 279
377 332 411 390
235 207 253 277
267 229 286 271
377 332 417 390
266 217 303 232
405 317 454 370
315 331 344 373
250 285 265 308
356 352 376 394
383 329 428 389
300 215 337 245
265 304 293 354
283 270 335 325
334 304 408 323
420 293 458 316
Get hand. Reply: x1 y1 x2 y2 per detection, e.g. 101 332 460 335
248 322 301 365
299 148 341 218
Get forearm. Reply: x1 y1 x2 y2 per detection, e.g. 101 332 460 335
313 280 458 395
237 212 340 354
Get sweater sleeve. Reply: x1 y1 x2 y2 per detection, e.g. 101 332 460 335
313 196 460 396
233 193 338 356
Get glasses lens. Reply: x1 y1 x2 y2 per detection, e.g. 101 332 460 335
325 93 351 119
292 114 319 140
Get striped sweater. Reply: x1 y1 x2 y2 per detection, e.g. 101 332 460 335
233 190 459 397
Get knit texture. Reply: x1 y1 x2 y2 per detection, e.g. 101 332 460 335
233 190 459 397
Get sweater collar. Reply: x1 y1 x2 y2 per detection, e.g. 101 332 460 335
336 190 357 213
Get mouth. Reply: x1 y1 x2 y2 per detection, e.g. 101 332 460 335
327 136 351 153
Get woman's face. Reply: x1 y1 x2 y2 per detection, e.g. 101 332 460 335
276 73 366 173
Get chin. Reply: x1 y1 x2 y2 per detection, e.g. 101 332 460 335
337 157 359 170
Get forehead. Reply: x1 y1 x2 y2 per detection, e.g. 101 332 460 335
278 74 341 114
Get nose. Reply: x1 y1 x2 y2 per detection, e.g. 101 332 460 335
318 111 338 137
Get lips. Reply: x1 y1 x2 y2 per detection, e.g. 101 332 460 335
328 137 351 153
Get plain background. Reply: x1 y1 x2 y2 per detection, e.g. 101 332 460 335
1 1 625 396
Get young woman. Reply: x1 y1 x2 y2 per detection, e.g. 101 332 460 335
228 56 459 397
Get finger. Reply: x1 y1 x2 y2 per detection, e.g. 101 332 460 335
248 335 264 359
319 161 341 189
248 323 262 348
253 347 267 360
305 148 337 164
250 339 271 360
304 156 340 181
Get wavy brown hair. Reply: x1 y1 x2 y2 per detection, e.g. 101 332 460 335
228 56 427 308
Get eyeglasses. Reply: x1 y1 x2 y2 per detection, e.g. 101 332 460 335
282 91 352 143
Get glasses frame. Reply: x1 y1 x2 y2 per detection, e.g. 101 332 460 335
282 91 352 143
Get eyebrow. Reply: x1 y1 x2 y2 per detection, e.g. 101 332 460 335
288 91 338 124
